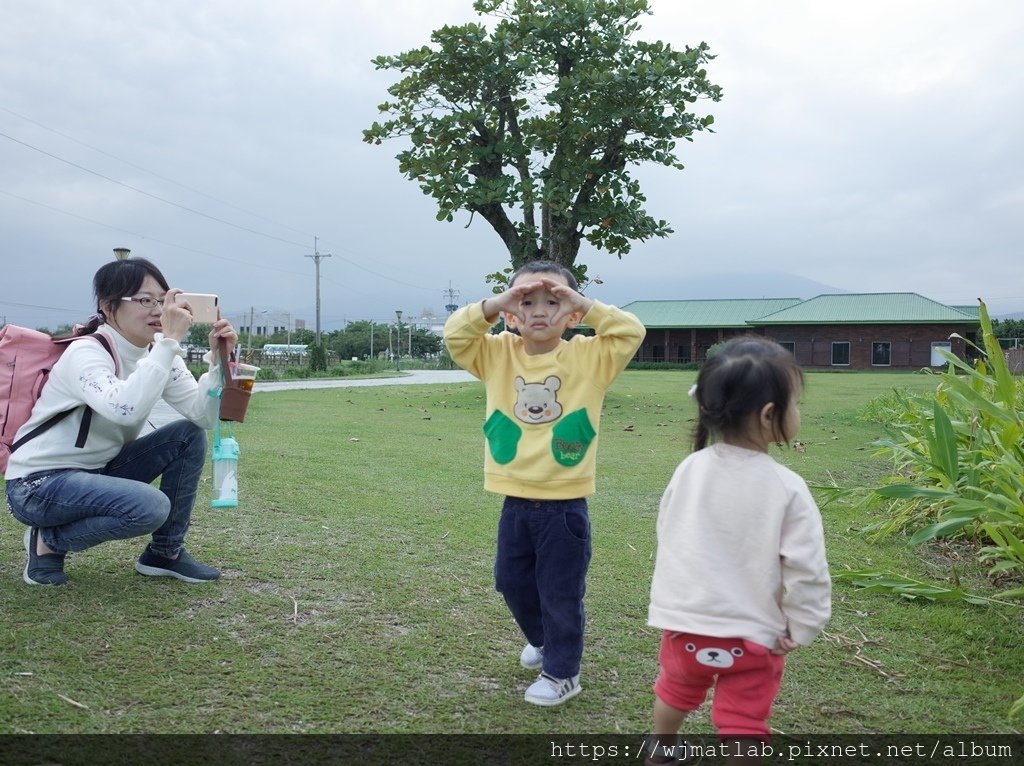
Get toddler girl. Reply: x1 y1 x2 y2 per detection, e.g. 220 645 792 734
645 336 831 762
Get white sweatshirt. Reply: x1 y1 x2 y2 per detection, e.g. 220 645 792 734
647 443 831 648
5 325 222 480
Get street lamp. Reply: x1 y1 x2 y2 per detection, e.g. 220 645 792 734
394 310 403 371
113 247 131 261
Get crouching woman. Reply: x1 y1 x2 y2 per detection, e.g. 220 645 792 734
6 256 237 586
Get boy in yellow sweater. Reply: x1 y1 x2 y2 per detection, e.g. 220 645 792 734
444 260 645 706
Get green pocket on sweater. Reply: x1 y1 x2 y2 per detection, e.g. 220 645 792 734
551 408 596 467
483 409 522 465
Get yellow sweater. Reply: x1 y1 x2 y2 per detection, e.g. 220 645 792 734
444 300 645 499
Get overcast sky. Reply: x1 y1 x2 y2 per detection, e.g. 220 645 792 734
3 0 1022 334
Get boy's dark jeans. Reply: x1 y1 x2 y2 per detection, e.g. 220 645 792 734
494 496 592 679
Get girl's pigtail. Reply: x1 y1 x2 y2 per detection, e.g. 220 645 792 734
693 421 710 452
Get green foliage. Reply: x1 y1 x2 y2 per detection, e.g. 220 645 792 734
859 301 1024 588
833 569 1020 607
849 301 1024 717
626 360 700 371
308 343 327 372
321 320 442 360
326 360 382 377
186 323 213 348
363 0 722 273
704 341 726 359
283 366 314 380
991 316 1024 341
485 261 600 294
1012 693 1024 722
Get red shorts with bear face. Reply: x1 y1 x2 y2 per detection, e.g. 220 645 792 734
653 631 786 737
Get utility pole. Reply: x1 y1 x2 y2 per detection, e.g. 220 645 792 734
304 236 332 345
443 282 461 315
394 310 403 371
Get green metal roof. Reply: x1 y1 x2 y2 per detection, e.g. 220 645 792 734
620 298 803 328
950 304 981 317
750 293 979 325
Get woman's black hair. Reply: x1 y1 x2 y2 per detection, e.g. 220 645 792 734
509 260 578 291
691 335 803 451
79 257 170 335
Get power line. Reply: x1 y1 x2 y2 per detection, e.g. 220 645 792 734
0 106 314 239
1 136 446 293
316 250 442 293
1 115 454 295
1 186 444 294
0 187 302 276
0 129 311 249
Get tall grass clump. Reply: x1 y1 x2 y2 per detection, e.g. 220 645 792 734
851 301 1024 719
861 301 1024 595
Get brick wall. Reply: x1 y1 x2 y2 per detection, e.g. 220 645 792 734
633 324 977 369
763 324 975 369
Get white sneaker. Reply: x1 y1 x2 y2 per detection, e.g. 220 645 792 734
524 672 581 706
520 643 544 670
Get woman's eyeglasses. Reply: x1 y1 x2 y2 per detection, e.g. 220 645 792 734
121 296 165 309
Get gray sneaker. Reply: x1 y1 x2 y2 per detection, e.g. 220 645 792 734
23 527 68 586
520 643 544 670
135 545 220 583
524 672 581 706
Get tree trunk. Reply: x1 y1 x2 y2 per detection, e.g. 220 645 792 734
544 209 582 269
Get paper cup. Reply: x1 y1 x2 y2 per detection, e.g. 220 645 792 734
230 363 260 392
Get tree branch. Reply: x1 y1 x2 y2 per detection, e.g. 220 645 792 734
571 123 628 222
500 88 535 234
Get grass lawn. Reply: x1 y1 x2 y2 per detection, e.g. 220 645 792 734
1 370 1021 735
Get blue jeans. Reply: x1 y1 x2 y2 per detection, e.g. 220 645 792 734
6 420 207 558
494 496 592 679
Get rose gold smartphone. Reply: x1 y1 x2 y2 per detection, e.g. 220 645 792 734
176 293 220 323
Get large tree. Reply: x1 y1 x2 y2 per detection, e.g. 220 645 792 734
363 0 722 282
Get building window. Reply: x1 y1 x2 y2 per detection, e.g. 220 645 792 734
871 342 891 366
778 341 795 355
652 345 664 361
931 341 952 366
677 346 690 363
831 341 850 366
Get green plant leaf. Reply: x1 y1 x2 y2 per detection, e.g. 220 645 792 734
909 516 977 544
833 569 1022 607
873 484 954 500
930 401 959 483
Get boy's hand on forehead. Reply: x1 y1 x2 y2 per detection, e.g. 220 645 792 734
481 279 543 323
510 279 545 296
539 278 594 322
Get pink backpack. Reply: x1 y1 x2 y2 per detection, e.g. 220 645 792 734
0 325 116 474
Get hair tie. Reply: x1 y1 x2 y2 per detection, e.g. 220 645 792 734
89 311 106 325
